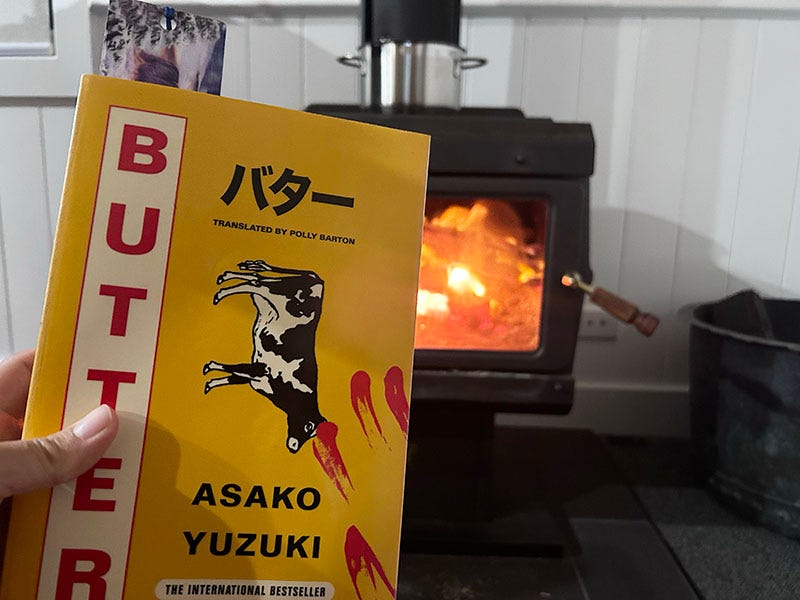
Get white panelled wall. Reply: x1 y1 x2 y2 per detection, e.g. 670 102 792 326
2 4 799 436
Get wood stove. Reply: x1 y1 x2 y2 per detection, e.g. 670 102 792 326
306 104 597 556
307 106 595 416
304 0 644 560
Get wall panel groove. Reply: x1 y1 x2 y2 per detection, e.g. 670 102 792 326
614 17 701 383
303 16 359 107
783 146 800 291
0 191 13 356
576 17 642 290
665 18 759 382
250 17 304 109
222 18 252 101
726 19 800 296
784 153 800 293
41 105 76 236
724 18 761 295
36 108 55 241
0 107 52 351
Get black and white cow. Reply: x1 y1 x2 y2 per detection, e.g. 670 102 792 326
203 260 326 453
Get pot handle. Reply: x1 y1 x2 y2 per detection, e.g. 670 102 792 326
459 57 488 70
337 54 363 68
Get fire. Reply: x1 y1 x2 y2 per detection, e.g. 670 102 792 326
447 265 486 297
415 198 545 351
416 289 449 316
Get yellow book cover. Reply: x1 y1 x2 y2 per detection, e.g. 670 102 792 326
1 74 429 599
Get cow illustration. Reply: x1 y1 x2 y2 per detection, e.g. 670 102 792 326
203 259 326 453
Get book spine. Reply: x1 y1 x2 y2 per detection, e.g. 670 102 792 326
19 78 189 597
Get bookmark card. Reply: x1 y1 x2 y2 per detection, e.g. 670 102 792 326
100 0 226 94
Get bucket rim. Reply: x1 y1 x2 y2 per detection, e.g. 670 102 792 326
691 301 800 353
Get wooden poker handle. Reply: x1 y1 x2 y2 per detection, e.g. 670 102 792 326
561 272 660 337
589 287 660 337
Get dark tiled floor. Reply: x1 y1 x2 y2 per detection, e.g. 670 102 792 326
398 428 700 599
635 486 800 600
607 436 800 600
397 430 800 599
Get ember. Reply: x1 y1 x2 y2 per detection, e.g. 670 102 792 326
415 197 545 351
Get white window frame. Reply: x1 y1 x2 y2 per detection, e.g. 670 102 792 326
0 0 92 97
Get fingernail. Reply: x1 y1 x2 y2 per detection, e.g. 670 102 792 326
72 405 113 440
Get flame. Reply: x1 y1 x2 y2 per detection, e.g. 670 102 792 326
447 265 486 297
519 263 539 284
417 289 449 316
415 198 546 351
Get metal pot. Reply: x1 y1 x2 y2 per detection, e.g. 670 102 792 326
338 41 486 111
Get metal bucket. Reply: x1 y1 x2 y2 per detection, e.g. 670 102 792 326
690 297 800 538
338 41 486 111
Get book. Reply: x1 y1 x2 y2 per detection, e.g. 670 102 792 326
1 74 429 599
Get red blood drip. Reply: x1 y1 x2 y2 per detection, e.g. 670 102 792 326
383 366 409 437
351 370 386 444
344 525 396 600
312 421 353 501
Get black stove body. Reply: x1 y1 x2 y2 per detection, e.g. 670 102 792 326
308 105 595 415
309 104 595 557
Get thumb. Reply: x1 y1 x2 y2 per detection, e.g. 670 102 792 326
0 405 118 501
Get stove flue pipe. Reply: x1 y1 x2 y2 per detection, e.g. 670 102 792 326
361 0 462 46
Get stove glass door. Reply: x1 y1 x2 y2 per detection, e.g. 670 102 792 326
415 196 547 351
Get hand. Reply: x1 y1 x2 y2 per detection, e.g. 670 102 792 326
0 350 118 501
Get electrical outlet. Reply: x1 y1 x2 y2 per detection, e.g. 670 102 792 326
579 308 618 340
